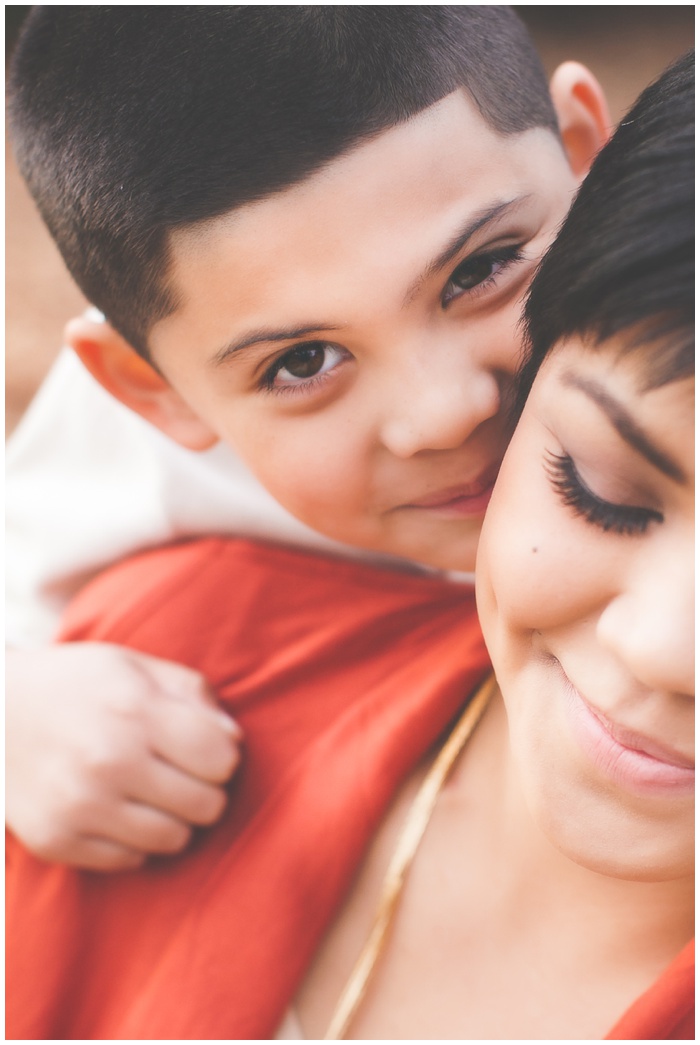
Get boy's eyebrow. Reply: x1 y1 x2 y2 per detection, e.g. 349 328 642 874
211 196 530 366
562 372 686 483
212 323 343 366
403 195 531 305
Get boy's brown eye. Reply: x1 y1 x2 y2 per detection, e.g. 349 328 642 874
451 255 496 290
442 243 525 307
280 343 327 378
262 341 348 393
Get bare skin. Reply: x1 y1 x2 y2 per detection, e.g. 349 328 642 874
297 692 692 1039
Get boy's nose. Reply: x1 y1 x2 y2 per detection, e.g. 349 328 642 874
596 538 694 697
378 363 501 459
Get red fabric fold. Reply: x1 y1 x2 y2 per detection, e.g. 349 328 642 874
605 939 694 1041
7 539 489 1039
6 538 693 1040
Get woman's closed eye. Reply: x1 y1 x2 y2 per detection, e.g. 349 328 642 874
442 243 525 307
545 451 663 536
260 341 350 395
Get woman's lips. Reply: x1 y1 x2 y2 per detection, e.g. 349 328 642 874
596 713 695 770
564 679 695 797
397 465 499 518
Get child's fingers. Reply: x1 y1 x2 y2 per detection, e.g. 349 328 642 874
51 837 146 873
128 757 233 826
130 651 244 782
81 802 195 856
133 653 236 718
147 697 243 784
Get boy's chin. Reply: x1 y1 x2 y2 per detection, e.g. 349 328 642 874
364 525 481 577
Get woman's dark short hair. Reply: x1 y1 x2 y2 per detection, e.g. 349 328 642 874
8 6 557 357
518 51 694 413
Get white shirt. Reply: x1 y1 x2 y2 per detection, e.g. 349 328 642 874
8 349 459 645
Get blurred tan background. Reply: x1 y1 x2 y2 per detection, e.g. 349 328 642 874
5 6 694 435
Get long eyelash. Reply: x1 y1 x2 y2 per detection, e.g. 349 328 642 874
544 451 663 536
486 244 525 271
471 244 525 274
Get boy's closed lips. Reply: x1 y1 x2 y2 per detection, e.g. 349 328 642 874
393 461 500 517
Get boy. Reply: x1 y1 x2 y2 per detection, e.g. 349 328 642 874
6 7 609 870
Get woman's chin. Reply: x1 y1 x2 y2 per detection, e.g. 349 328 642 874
533 793 695 884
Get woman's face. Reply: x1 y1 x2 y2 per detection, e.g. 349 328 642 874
476 335 694 881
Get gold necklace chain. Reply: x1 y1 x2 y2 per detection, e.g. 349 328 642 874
323 673 497 1040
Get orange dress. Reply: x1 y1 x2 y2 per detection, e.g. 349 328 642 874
5 538 694 1040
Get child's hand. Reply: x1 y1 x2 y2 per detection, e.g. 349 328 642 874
6 643 242 871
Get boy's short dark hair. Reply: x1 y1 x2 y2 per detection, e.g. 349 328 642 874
519 51 694 408
9 6 557 357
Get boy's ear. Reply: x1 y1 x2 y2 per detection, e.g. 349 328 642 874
64 314 219 451
549 61 612 180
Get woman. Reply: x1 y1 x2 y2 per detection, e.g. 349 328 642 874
285 52 693 1040
6 55 693 1040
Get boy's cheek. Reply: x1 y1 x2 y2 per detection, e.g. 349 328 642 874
223 421 366 531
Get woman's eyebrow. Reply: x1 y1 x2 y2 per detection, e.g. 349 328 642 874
562 372 686 482
211 323 342 367
403 195 531 306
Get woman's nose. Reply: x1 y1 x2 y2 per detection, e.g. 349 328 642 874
596 537 694 697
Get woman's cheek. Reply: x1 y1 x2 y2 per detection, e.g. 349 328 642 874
478 445 586 648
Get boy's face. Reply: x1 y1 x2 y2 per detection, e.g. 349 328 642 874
149 90 581 573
